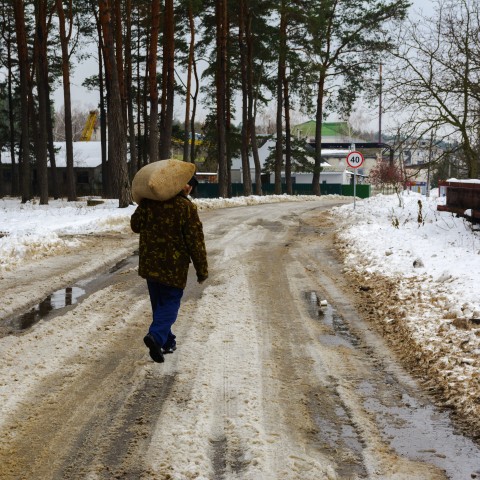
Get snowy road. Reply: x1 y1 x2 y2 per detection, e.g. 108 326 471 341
0 200 479 479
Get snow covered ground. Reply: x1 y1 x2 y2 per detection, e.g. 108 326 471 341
0 189 479 435
0 194 320 271
331 189 480 429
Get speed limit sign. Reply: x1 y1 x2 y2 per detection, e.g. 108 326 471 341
346 151 364 169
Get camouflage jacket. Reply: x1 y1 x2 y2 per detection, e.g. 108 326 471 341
130 194 208 289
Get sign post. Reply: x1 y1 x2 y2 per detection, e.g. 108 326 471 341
346 150 364 209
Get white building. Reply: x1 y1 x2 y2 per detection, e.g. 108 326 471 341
231 137 358 185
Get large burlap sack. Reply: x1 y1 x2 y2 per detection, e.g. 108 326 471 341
131 159 196 204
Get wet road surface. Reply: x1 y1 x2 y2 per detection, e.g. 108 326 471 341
0 200 479 479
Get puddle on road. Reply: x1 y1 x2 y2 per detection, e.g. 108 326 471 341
311 388 368 478
305 291 360 347
3 255 138 335
107 258 130 274
360 382 480 480
304 290 480 480
17 287 85 330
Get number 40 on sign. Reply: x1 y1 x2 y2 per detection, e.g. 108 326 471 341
346 151 364 169
346 150 364 210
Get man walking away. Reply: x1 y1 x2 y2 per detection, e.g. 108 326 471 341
130 178 208 363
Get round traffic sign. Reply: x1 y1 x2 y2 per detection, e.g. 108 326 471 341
346 151 364 169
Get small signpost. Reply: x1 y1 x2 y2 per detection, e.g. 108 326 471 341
346 149 364 209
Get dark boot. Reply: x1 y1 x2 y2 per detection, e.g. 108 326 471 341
143 333 164 363
162 343 177 354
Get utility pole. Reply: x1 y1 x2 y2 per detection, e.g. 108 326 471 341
427 131 434 197
379 63 383 145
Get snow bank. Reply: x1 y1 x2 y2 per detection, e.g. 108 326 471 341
332 190 480 430
0 195 336 271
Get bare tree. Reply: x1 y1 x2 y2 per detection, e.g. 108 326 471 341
369 155 404 206
53 107 91 141
385 0 480 178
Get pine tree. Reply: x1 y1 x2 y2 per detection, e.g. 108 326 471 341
13 0 31 203
304 0 409 195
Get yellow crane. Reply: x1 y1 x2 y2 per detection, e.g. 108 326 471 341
80 110 98 141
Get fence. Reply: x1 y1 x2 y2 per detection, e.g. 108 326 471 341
195 183 371 199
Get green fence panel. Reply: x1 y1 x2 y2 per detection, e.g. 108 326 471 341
195 183 371 199
341 184 371 198
320 184 343 195
196 184 219 198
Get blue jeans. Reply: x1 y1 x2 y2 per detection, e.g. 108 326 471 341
146 280 184 349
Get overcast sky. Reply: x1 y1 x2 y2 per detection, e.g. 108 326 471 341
411 0 435 15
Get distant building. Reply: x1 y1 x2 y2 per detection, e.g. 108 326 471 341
292 120 363 144
1 142 103 197
396 139 443 187
231 121 377 185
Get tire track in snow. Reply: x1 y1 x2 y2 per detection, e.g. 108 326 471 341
0 270 175 480
2 201 474 480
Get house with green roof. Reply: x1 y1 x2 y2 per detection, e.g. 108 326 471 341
230 120 376 190
292 120 365 144
291 120 379 179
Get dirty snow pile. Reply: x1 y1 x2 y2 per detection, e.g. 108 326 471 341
333 189 480 315
0 194 325 271
332 189 480 426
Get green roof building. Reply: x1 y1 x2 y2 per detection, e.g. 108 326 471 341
292 120 364 144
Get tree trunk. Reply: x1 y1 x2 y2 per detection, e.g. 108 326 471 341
13 0 31 203
226 71 232 198
5 15 19 196
46 82 59 199
136 13 144 171
249 117 262 195
190 57 199 164
99 0 131 207
216 0 228 197
246 4 261 195
148 0 160 163
275 1 286 195
28 60 39 195
35 0 49 204
313 72 326 196
239 0 252 195
142 63 150 167
99 33 108 196
159 0 175 159
56 0 77 201
125 0 138 178
114 0 127 123
92 2 109 196
183 3 195 163
284 74 292 195
461 135 478 178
